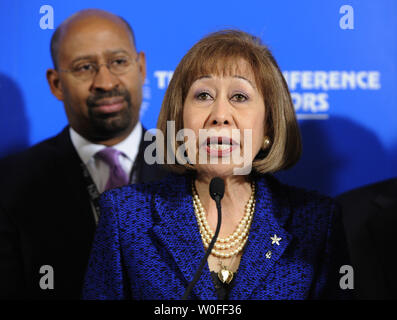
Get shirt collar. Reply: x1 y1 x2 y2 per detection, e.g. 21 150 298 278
69 122 143 165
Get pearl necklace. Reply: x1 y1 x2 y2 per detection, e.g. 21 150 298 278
192 181 256 259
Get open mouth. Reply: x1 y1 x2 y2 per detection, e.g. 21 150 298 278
204 136 239 156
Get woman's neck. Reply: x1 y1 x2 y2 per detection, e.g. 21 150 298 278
193 174 253 232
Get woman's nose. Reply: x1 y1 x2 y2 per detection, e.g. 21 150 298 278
208 97 233 126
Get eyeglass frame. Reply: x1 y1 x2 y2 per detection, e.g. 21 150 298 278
57 54 140 80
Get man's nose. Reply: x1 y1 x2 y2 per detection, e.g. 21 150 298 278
91 65 120 92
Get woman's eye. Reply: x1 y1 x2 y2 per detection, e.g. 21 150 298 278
231 93 248 102
196 92 212 100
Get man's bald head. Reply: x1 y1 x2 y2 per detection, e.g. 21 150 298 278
46 8 146 145
50 9 136 69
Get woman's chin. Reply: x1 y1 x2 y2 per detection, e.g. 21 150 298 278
195 163 250 179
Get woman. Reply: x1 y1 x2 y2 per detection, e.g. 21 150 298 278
83 30 350 300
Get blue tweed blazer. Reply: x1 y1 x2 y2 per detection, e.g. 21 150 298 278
83 173 350 300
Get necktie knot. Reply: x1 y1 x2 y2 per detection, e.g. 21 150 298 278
95 147 129 191
96 147 122 168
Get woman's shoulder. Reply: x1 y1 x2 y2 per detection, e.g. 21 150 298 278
257 174 341 247
257 174 338 222
99 172 188 209
260 173 335 203
98 173 192 232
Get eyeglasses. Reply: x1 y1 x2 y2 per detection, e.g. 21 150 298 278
59 56 139 81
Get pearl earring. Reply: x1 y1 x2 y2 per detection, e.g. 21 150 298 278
263 137 271 149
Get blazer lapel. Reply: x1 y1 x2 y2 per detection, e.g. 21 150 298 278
149 174 293 300
230 176 293 300
150 174 217 300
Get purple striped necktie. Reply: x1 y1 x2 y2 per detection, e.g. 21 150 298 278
95 147 129 191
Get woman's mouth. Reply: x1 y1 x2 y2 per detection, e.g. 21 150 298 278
204 136 239 157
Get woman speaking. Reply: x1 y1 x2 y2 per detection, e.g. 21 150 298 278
83 30 350 300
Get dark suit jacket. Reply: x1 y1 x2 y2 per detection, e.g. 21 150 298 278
336 178 397 299
83 173 350 300
0 126 168 299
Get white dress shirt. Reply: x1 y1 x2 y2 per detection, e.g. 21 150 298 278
70 122 142 194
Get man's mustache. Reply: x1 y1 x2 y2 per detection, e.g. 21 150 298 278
86 88 131 107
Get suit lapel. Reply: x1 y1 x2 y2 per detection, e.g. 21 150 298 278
230 176 292 299
150 174 217 300
52 127 96 229
134 127 169 184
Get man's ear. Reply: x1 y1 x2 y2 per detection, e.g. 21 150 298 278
137 51 146 81
46 68 64 101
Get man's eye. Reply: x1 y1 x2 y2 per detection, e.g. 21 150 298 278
74 64 94 72
112 58 128 65
231 93 248 102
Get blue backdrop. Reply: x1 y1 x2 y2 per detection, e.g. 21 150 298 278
1 0 396 196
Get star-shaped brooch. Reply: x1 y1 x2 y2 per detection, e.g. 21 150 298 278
270 234 282 246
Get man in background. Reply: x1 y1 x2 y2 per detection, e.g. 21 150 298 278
0 9 166 299
337 177 397 299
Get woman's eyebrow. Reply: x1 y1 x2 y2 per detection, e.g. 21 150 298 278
234 75 256 89
192 75 256 89
195 75 212 81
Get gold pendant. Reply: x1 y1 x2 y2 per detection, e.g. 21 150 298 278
218 266 233 284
